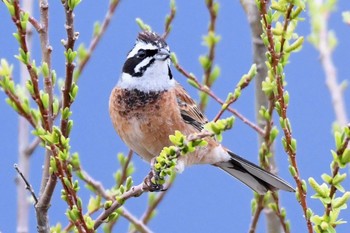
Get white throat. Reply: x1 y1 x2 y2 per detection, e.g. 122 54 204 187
118 61 175 92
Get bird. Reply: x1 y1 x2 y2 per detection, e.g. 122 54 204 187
109 31 295 194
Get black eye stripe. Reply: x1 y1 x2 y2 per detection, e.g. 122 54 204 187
123 55 156 77
133 58 155 77
136 49 157 58
122 49 162 77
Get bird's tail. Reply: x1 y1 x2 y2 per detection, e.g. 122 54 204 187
216 150 295 194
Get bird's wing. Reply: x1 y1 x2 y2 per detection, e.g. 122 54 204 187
174 83 208 131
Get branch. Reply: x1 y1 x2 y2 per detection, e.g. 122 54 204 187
94 182 148 229
162 0 176 39
199 0 219 111
120 208 153 233
311 0 348 125
25 137 41 156
118 150 133 186
140 175 175 226
172 60 264 135
14 164 38 204
11 0 51 132
240 1 289 232
257 1 312 232
17 0 33 222
248 196 264 233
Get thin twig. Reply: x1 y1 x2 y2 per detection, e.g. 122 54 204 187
138 176 175 228
25 137 41 156
14 164 38 204
248 196 264 233
325 127 350 216
118 150 133 186
162 0 176 39
174 62 264 135
120 208 153 233
199 0 219 111
213 72 254 122
94 182 148 229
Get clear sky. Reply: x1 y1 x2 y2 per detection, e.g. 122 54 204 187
1 1 349 233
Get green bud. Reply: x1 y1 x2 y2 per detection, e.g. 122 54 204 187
63 177 72 189
309 177 328 198
341 148 350 164
126 176 133 190
50 156 57 173
76 197 82 209
289 165 296 176
93 21 101 37
66 209 77 222
62 107 72 120
291 7 303 19
320 221 329 230
306 208 313 219
285 37 304 53
135 18 152 31
209 66 220 85
41 91 50 109
332 173 346 185
67 0 82 10
73 180 80 191
3 0 15 16
187 78 199 89
271 2 286 12
332 192 350 209
270 127 279 142
334 131 342 150
104 200 112 209
321 173 332 184
170 52 178 65
69 83 79 101
64 48 77 63
41 62 50 77
199 55 211 71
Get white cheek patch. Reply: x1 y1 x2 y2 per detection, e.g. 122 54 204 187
134 57 153 73
127 42 158 58
118 61 176 92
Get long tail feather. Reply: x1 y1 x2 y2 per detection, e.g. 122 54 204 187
217 151 295 194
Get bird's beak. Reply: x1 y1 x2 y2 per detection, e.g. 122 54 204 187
155 48 170 61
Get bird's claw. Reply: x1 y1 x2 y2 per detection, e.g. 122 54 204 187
144 170 167 192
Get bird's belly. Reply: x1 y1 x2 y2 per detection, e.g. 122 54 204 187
117 113 177 162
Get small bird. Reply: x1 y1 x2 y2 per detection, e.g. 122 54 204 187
109 31 294 194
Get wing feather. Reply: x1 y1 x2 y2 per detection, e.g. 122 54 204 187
174 83 208 131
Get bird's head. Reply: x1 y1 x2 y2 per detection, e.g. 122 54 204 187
118 31 174 92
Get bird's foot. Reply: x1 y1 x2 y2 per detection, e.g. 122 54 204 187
144 170 167 192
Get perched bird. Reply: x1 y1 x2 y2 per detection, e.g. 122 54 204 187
109 31 294 194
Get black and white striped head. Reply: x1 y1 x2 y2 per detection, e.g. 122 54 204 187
118 31 175 92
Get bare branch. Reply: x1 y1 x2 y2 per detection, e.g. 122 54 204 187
17 1 34 232
25 137 41 156
120 208 153 233
14 164 38 204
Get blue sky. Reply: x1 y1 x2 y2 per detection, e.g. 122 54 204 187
1 1 350 232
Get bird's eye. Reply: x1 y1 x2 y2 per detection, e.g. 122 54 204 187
136 49 146 59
